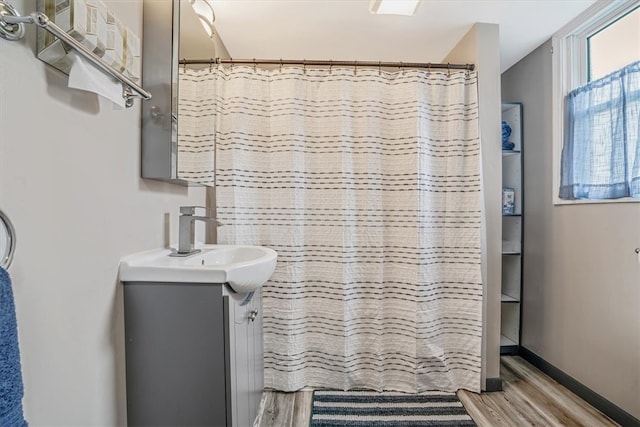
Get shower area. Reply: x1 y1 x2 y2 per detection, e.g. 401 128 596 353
178 62 484 393
141 0 504 405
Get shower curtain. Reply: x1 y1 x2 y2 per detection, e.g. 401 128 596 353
185 65 483 392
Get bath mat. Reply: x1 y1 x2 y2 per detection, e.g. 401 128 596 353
310 390 476 427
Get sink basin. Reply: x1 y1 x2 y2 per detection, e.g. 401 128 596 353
119 245 277 293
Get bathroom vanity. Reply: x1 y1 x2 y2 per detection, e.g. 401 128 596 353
123 281 263 427
119 245 277 427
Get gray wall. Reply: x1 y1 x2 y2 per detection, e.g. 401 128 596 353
0 0 206 424
444 23 502 389
501 40 640 419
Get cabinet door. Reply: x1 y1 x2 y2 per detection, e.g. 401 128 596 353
249 289 264 421
226 291 259 427
124 282 227 427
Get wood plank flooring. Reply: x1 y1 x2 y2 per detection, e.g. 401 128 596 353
256 356 619 427
458 356 618 426
255 389 313 427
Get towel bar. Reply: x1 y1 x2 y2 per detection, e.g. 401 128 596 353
0 0 151 107
0 209 15 269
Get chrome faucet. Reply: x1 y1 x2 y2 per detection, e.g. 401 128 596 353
170 206 222 257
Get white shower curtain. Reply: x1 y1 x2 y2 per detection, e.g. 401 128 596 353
187 65 482 392
177 68 216 185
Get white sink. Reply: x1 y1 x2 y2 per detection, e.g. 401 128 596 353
118 245 277 293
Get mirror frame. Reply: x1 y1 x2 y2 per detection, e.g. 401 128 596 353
141 0 189 185
141 0 227 187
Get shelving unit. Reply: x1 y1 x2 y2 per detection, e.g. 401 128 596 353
500 103 523 355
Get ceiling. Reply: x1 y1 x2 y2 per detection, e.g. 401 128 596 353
205 0 598 72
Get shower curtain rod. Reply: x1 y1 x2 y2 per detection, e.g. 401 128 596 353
179 58 475 71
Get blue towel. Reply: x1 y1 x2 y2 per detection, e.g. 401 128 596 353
0 267 27 426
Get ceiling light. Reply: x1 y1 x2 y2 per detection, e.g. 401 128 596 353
370 0 421 15
190 0 216 38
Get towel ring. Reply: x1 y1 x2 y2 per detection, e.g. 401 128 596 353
0 209 15 269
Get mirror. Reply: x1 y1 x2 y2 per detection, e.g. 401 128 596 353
141 0 228 187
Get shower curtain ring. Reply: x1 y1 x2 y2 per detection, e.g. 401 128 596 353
378 61 382 76
209 58 213 72
253 58 257 73
353 60 357 76
182 58 186 72
280 59 283 73
303 59 306 74
329 60 332 74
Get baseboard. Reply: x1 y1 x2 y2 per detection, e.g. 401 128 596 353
520 346 640 427
484 377 503 392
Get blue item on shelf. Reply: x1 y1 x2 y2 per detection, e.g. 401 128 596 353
501 121 512 143
502 141 515 151
502 188 515 215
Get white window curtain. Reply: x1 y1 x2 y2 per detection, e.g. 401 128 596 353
560 60 640 199
186 65 483 392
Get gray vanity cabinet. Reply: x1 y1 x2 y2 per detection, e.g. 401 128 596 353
123 282 263 427
226 289 264 427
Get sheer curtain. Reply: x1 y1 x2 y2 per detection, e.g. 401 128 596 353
198 65 483 392
560 60 640 199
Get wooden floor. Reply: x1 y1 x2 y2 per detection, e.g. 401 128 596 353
458 356 618 426
255 356 618 427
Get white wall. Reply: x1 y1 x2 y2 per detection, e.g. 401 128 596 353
444 23 502 389
0 0 206 424
502 40 640 419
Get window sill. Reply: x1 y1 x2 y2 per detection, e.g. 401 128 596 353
553 196 640 206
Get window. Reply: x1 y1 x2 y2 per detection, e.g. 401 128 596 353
560 61 640 199
588 6 640 81
552 0 640 204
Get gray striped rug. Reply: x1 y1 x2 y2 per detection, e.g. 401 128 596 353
310 390 476 427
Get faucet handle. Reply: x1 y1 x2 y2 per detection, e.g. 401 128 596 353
179 206 213 216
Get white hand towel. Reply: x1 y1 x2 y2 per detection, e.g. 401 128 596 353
67 51 125 108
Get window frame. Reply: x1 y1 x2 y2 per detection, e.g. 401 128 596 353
551 0 640 205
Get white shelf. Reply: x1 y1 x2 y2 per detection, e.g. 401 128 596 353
502 256 521 299
501 103 522 152
500 335 518 347
503 155 522 215
502 150 521 157
502 240 521 254
501 293 519 303
500 102 523 353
